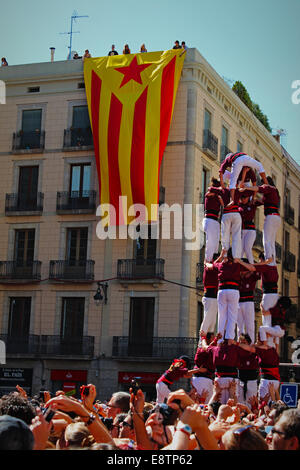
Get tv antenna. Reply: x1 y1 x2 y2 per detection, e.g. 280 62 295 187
60 10 89 60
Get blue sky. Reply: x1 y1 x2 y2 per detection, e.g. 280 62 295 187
1 0 300 163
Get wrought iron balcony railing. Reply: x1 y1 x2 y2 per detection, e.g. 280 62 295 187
5 192 44 214
0 261 41 282
284 205 294 226
117 258 165 280
202 129 218 159
12 130 45 152
39 335 94 357
56 190 97 213
49 260 95 281
0 334 94 357
112 336 198 358
63 128 93 149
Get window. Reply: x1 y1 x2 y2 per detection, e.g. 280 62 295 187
221 126 229 160
8 297 31 338
66 228 88 263
18 166 39 210
201 167 209 203
72 105 90 129
22 109 42 132
197 302 203 333
70 164 91 197
61 298 85 340
284 279 289 297
128 297 155 356
284 230 290 253
14 229 35 266
237 140 243 152
20 109 42 149
135 225 157 260
204 109 212 131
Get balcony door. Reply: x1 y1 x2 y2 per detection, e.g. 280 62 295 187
69 164 91 208
65 227 88 278
128 297 155 356
14 229 35 278
134 225 157 277
21 109 42 149
8 297 31 352
71 106 92 146
18 166 39 210
61 298 85 353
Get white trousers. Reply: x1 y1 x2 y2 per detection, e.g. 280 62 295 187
201 297 218 334
238 379 258 406
215 377 238 404
258 379 280 400
241 229 256 263
263 215 281 264
261 293 279 311
217 289 240 340
156 381 171 404
237 302 255 343
259 324 284 347
191 377 213 404
202 218 220 262
229 155 265 190
221 213 242 258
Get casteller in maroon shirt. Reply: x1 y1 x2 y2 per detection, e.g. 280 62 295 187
210 342 240 378
258 185 280 216
255 346 280 381
157 361 188 386
203 265 218 298
254 264 278 294
194 347 214 379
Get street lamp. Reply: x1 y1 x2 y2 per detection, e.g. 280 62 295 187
94 282 108 306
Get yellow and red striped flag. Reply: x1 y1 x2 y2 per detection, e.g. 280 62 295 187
84 49 185 225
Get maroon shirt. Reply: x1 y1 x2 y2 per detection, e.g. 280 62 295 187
238 200 262 230
258 185 280 216
194 347 214 378
239 271 261 302
255 346 280 381
239 168 256 184
269 305 286 329
210 343 240 376
219 152 247 174
238 347 259 371
157 365 188 385
255 264 278 294
203 265 218 298
213 260 243 290
204 189 222 221
209 187 241 214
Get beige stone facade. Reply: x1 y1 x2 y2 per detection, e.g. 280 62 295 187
0 49 299 400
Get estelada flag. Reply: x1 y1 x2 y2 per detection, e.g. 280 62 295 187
84 49 185 225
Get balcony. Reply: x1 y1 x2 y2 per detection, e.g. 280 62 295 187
49 260 95 282
5 192 44 215
283 251 296 272
0 334 94 358
56 190 97 214
284 205 294 226
39 335 94 357
112 336 198 359
220 145 232 163
0 261 41 283
63 128 93 150
202 129 218 160
117 258 165 281
12 130 45 153
0 334 40 355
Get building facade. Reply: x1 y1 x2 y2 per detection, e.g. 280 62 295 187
0 48 299 400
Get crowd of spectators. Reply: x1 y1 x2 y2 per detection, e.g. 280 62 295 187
0 379 299 451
